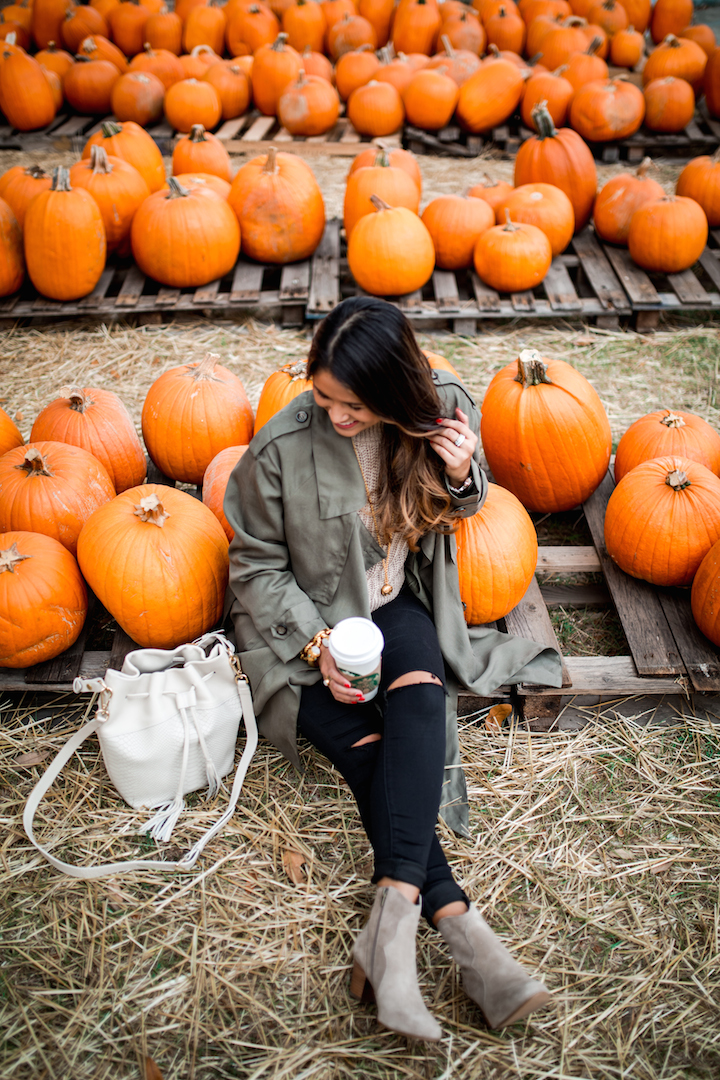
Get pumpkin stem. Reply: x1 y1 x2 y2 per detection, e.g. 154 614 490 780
516 348 553 385
552 64 568 75
134 492 171 526
193 352 221 380
370 194 391 212
502 209 521 231
89 144 113 174
50 166 72 192
79 36 97 55
188 123 208 142
282 359 310 380
59 385 91 411
563 15 587 25
636 155 654 177
487 43 500 58
102 120 123 137
144 41 153 53
440 34 455 56
586 35 603 55
531 100 557 139
0 543 32 575
167 177 191 198
191 44 216 56
374 147 391 167
24 165 50 179
18 447 54 476
262 146 278 173
528 52 544 66
660 411 686 429
663 34 681 48
271 32 289 50
47 41 57 50
665 468 691 490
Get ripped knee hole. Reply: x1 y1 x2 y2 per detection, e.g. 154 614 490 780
351 733 382 748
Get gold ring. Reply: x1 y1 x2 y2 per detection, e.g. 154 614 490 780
323 678 330 687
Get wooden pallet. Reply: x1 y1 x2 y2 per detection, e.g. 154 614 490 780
0 253 312 325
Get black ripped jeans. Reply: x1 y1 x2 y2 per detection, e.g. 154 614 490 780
297 587 469 923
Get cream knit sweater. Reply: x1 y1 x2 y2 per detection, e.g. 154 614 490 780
352 426 408 611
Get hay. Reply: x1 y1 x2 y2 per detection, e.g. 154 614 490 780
1 694 719 1079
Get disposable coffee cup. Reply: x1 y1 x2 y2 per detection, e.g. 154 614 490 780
329 618 385 702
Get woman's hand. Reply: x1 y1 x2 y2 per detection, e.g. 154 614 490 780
317 646 366 704
426 407 478 487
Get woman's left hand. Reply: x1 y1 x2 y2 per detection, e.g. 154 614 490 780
426 407 478 487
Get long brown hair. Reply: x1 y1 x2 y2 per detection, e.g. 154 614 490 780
307 297 459 549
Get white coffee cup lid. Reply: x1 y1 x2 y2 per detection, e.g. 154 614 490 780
329 617 384 666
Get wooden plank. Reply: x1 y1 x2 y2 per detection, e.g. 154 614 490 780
666 266 711 305
504 576 571 687
582 472 684 675
684 118 706 141
699 248 720 291
307 219 341 315
571 229 631 312
274 125 293 143
229 260 264 302
145 120 173 139
542 259 582 311
516 655 688 696
279 261 310 301
155 287 181 306
192 278 222 304
470 271 501 311
241 116 277 141
540 583 610 607
115 265 146 307
604 245 661 307
79 267 114 309
511 291 535 312
398 290 423 312
537 546 602 573
52 115 93 137
214 116 250 141
657 590 720 693
432 270 461 311
338 121 361 144
0 292 20 313
315 217 341 260
146 458 175 486
108 627 138 672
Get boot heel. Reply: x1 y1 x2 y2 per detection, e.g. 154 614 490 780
350 961 375 1003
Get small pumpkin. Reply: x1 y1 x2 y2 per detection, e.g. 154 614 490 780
77 34 130 73
347 195 435 296
164 77 222 132
494 182 574 255
480 349 611 512
30 385 147 493
683 24 717 59
145 7 183 53
128 44 185 89
141 352 254 485
278 68 340 134
347 144 422 194
402 65 459 130
467 174 514 212
587 0 627 35
327 12 377 59
107 0 151 59
0 531 88 669
344 147 421 236
347 79 405 136
0 45 56 131
650 0 693 45
183 0 227 56
226 2 279 55
443 10 486 53
254 359 313 434
521 67 575 129
283 0 327 54
172 123 232 181
473 213 552 292
202 59 251 119
570 76 646 142
455 54 524 132
610 25 644 67
592 156 665 244
421 194 495 269
676 150 720 227
614 409 720 483
643 75 694 133
427 36 481 85
251 32 302 115
202 444 249 539
456 483 538 624
334 45 380 100
111 70 165 125
69 146 150 256
77 486 229 650
178 43 221 80
62 5 108 51
604 456 720 587
82 120 166 194
172 172 232 199
0 406 23 457
392 0 442 56
563 36 609 90
35 41 75 78
628 195 708 273
643 33 707 93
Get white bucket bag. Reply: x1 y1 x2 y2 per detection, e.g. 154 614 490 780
24 632 258 878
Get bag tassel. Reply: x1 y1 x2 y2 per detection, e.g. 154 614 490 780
139 706 192 843
190 707 222 798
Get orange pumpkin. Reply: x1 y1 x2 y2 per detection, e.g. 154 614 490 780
202 59 251 119
300 44 333 81
254 359 313 433
0 531 88 669
35 41 75 78
63 57 120 114
129 44 186 89
251 32 302 115
0 197 24 298
392 0 442 56
82 120 166 193
0 46 56 131
183 0 227 55
62 5 108 51
77 485 229 650
676 151 720 227
456 483 538 624
283 0 327 53
494 182 574 255
0 407 23 457
226 2 279 55
107 0 151 58
421 194 495 269
521 67 575 129
334 45 380 100
31 0 69 49
172 172 232 198
359 0 394 47
480 349 611 512
691 538 720 646
484 4 525 52
643 33 707 93
570 76 645 141
111 70 165 125
69 146 150 256
131 178 241 287
375 51 417 94
229 148 325 262
705 44 720 118
178 43 221 79
473 214 552 292
610 25 644 67
30 385 146 493
141 353 254 485
563 37 609 90
682 24 717 58
23 167 106 302
614 409 720 483
443 10 486 53
278 69 340 134
344 148 420 236
619 0 649 32
455 54 524 132
540 16 592 70
468 175 514 211
605 456 720 586
514 102 597 229
347 196 435 295
327 11 377 58
347 145 422 194
628 195 708 273
650 0 693 45
172 124 232 181
202 445 249 538
592 157 665 243
145 7 183 53
0 441 116 556
402 65 459 129
164 77 222 132
587 0 627 35
347 78 405 135
427 36 482 85
76 34 130 72
643 75 694 132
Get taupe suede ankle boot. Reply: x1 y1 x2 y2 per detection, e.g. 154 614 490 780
438 905 552 1029
351 886 442 1042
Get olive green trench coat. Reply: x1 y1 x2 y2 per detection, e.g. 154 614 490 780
224 371 562 837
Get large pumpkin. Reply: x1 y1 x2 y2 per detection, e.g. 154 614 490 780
82 120 166 193
77 486 229 650
0 531 87 668
455 55 524 132
0 441 116 556
0 196 23 299
23 167 106 303
592 157 665 244
604 456 720 587
514 102 597 229
30 385 147 493
69 145 150 256
628 195 708 274
202 444 249 539
455 483 538 624
0 45 56 131
480 349 612 512
0 406 23 457
676 151 720 227
614 410 720 482
254 359 313 434
131 177 241 288
228 147 325 263
691 538 720 646
141 352 254 484
643 33 707 93
347 195 435 296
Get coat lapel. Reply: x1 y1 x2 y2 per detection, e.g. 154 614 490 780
311 407 368 520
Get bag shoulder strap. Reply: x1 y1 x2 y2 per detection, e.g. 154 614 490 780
23 678 258 879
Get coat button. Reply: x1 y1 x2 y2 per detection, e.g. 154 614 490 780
431 371 439 381
276 624 288 636
295 410 308 423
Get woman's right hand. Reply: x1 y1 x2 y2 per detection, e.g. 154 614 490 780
317 647 366 704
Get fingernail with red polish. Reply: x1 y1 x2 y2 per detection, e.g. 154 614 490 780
436 418 444 423
357 694 365 701
344 682 351 689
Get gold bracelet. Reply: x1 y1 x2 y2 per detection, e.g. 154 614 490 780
300 628 331 666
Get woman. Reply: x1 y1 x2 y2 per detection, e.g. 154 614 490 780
225 297 562 1041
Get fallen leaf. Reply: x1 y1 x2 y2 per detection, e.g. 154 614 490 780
13 411 23 422
282 848 307 884
574 335 594 346
485 703 512 733
145 1057 164 1080
14 750 49 767
650 858 674 874
612 848 636 862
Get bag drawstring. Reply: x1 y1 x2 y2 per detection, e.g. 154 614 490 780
141 704 191 842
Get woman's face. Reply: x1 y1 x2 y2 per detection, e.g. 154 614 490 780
312 369 383 437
